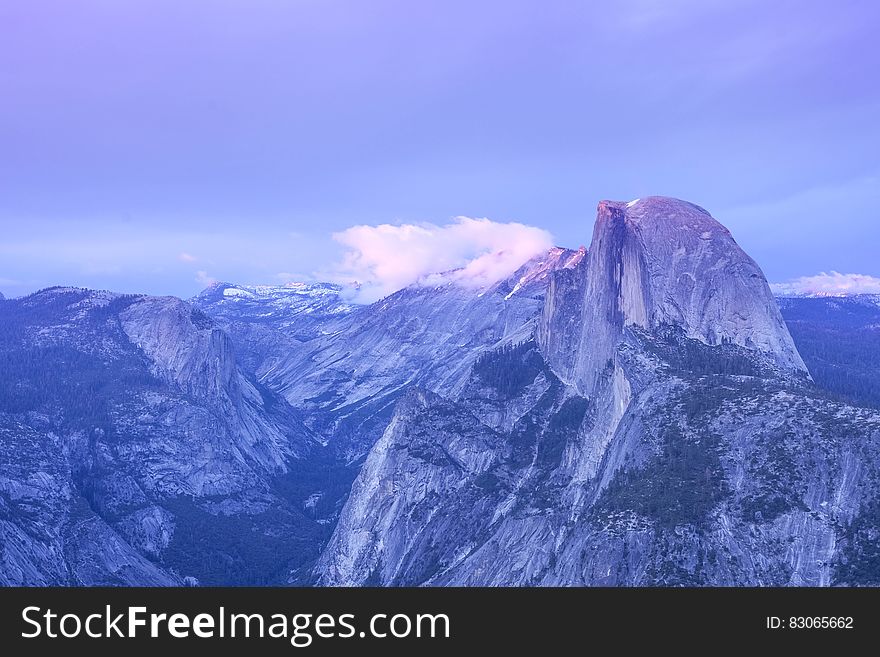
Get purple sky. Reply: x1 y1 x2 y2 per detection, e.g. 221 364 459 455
1 0 878 299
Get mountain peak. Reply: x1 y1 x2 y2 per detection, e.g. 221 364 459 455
596 196 727 237
599 195 711 215
495 246 586 300
541 196 807 392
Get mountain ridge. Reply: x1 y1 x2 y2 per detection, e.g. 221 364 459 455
315 197 879 586
3 196 880 586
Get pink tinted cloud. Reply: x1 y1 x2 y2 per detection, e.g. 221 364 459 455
330 217 554 302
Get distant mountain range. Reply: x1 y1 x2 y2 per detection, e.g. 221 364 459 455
2 197 879 586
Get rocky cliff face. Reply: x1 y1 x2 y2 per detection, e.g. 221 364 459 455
541 197 806 395
318 338 880 586
197 248 584 460
316 198 880 587
0 288 326 585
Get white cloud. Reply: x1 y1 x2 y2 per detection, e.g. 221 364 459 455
328 216 554 302
195 270 218 287
771 271 880 297
178 252 198 263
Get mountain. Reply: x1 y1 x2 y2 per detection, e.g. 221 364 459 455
195 247 585 459
316 198 880 586
190 281 356 383
3 197 880 587
0 288 330 585
540 197 806 393
193 282 355 337
0 248 583 585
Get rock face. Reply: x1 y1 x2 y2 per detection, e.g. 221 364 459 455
316 197 880 587
197 247 584 459
541 197 806 394
0 288 325 585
